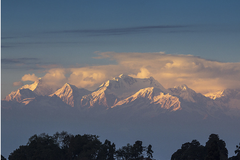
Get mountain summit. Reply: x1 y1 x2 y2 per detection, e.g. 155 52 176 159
112 87 181 114
168 84 208 103
79 74 168 110
50 83 91 107
21 78 58 96
2 74 240 119
97 74 167 99
4 78 61 104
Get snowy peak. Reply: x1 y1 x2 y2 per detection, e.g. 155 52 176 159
3 79 59 102
97 74 167 99
204 89 240 100
127 87 167 101
80 74 168 109
52 83 78 96
115 87 158 104
81 91 118 109
99 74 137 90
2 79 50 103
204 90 224 100
21 80 39 91
33 79 59 96
21 78 58 96
133 87 156 100
51 83 91 107
3 88 37 102
221 88 240 99
115 74 137 86
173 84 190 92
2 74 240 119
147 76 165 88
112 87 181 112
168 84 205 103
169 84 193 96
50 83 76 107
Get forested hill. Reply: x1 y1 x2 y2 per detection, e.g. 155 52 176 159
2 132 240 160
5 131 154 160
171 134 240 160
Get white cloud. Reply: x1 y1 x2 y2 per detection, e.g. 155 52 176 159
13 81 23 86
94 52 240 93
68 67 106 89
130 68 151 79
41 68 67 87
20 52 240 94
68 65 129 90
21 74 39 82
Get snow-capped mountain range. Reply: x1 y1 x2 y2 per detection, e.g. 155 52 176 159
2 74 240 119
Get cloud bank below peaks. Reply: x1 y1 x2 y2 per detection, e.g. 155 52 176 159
16 52 240 94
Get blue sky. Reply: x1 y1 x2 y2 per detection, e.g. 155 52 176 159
1 0 240 99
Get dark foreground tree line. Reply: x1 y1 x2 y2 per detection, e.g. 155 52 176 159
171 134 240 160
2 132 240 160
4 131 154 160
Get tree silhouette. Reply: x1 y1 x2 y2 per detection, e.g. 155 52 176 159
116 141 154 160
67 134 102 160
205 134 228 160
9 133 63 160
171 139 205 160
1 155 7 160
235 143 240 156
205 140 221 160
8 145 28 160
228 143 240 160
116 143 132 160
131 140 144 159
8 131 154 160
146 144 153 159
171 133 231 160
97 139 116 160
